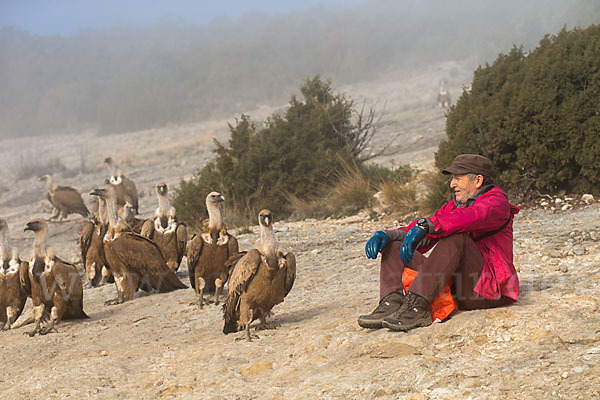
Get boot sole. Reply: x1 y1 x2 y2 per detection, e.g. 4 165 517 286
381 318 432 332
357 317 384 329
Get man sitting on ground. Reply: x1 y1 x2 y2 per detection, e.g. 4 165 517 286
359 154 520 331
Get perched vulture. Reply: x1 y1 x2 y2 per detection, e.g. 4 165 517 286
40 175 90 221
90 186 186 305
121 202 145 234
104 157 139 213
223 209 295 341
140 182 187 272
187 192 238 308
80 196 112 287
23 218 88 336
0 218 27 330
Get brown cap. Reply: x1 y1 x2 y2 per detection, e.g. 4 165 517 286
442 154 493 176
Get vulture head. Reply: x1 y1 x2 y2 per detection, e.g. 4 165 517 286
206 192 225 205
24 218 47 234
156 181 168 196
90 186 118 205
258 209 273 228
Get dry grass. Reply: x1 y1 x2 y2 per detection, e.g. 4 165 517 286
289 162 374 220
377 179 418 216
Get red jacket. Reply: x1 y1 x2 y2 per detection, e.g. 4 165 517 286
402 186 520 301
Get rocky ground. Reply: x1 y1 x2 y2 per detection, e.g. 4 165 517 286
0 61 598 399
0 201 599 399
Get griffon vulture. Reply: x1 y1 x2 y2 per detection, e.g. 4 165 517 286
223 209 295 341
80 196 113 287
104 157 139 213
140 182 187 272
90 186 186 305
23 218 88 336
187 192 238 308
0 218 27 330
40 175 90 221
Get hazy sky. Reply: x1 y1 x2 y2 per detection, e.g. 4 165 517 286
0 0 366 36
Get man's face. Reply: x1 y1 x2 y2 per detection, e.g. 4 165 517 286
450 174 482 204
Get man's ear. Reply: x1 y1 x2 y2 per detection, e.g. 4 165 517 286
475 175 484 188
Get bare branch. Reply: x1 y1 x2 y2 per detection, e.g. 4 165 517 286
329 99 402 163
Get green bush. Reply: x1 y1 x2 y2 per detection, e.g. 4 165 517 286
436 25 600 201
173 76 359 227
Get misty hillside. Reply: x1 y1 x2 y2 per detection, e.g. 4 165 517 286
1 0 598 137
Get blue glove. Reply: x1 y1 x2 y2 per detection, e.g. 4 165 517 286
365 231 388 259
400 225 427 264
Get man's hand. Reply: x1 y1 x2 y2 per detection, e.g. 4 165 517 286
400 225 427 264
365 231 388 259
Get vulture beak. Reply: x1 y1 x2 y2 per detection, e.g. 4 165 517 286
89 188 104 197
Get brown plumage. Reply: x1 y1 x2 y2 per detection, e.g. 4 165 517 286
0 218 28 330
90 186 186 305
223 209 296 341
187 192 238 308
23 218 88 336
40 175 90 221
104 157 139 213
140 182 187 272
80 195 113 287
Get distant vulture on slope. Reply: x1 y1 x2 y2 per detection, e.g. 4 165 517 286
40 175 90 221
104 157 139 213
90 185 186 305
23 218 88 336
140 182 187 272
223 209 295 341
187 192 238 308
0 218 28 331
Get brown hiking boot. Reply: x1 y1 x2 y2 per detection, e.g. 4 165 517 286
358 292 405 329
382 292 432 331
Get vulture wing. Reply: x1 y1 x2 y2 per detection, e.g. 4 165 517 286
186 233 203 290
109 233 187 292
80 220 95 269
176 224 187 262
19 261 31 296
284 252 296 298
122 177 139 211
140 218 154 239
222 249 261 334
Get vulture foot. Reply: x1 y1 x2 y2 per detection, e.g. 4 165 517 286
40 324 58 336
104 297 124 306
25 327 41 337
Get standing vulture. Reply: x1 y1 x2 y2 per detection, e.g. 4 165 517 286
23 218 88 336
0 218 27 330
80 195 112 287
90 186 186 305
140 182 187 272
104 157 139 213
40 175 90 221
223 209 295 341
187 192 238 308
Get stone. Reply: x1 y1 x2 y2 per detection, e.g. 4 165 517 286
240 361 274 377
582 194 594 203
369 342 421 358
